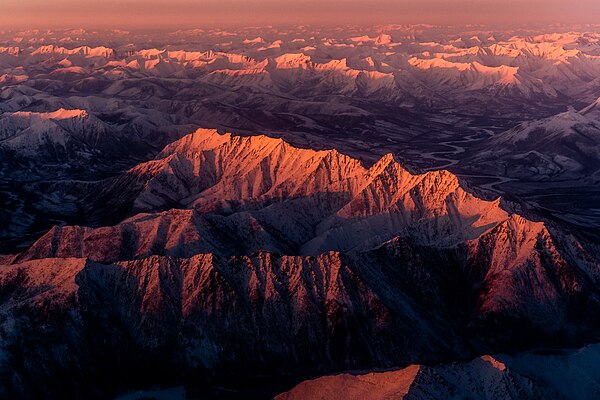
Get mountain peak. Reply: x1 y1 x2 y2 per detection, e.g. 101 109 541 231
158 128 232 156
12 108 89 120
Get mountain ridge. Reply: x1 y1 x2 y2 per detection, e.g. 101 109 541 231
12 128 552 263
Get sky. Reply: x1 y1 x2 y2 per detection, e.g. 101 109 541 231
2 0 600 29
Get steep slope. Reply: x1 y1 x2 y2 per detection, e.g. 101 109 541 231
464 215 600 348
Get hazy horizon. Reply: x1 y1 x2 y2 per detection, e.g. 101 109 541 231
3 0 600 30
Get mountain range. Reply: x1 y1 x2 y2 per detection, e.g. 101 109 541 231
1 25 600 399
2 128 600 399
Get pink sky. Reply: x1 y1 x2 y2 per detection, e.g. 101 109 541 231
3 0 600 29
